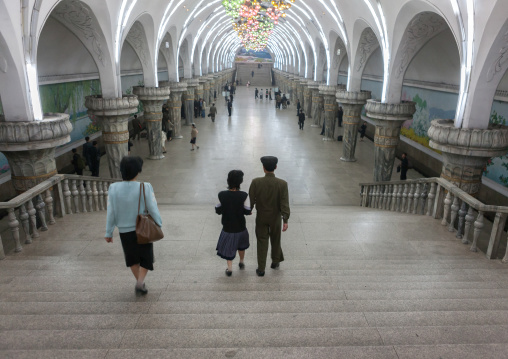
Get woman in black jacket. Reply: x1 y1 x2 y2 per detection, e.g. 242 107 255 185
215 170 251 276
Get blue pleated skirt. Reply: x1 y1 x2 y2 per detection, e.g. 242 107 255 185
216 229 250 260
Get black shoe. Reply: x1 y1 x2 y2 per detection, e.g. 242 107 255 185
256 269 265 277
225 269 232 277
271 262 280 269
135 283 148 295
239 262 245 270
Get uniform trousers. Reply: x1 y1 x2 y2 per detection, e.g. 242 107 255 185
255 215 284 271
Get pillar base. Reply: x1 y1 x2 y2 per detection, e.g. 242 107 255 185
85 95 139 179
365 100 416 182
428 119 508 196
336 90 371 162
0 114 72 193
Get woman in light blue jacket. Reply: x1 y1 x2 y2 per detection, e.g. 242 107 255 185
105 156 162 295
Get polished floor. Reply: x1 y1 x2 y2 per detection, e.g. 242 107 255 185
0 86 507 358
123 86 421 206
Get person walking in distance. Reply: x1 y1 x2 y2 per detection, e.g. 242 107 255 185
298 110 305 130
296 99 301 116
71 148 85 175
227 99 232 117
265 89 268 99
190 123 199 151
269 89 272 100
89 141 101 177
338 106 344 127
249 156 290 277
255 88 259 99
131 115 142 141
360 121 367 142
251 70 254 78
260 89 263 100
215 170 251 276
209 103 217 122
82 136 93 171
399 153 409 180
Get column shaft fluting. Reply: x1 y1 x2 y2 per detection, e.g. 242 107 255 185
133 86 171 160
336 90 371 162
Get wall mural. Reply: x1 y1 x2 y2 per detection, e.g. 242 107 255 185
360 79 508 188
235 49 273 63
0 73 166 175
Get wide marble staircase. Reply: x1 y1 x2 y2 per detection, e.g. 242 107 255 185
0 174 508 358
236 64 273 87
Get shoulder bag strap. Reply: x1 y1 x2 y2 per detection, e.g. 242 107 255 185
142 183 148 214
138 182 143 214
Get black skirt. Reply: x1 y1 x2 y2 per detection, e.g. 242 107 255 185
216 229 250 260
190 137 196 144
119 231 154 270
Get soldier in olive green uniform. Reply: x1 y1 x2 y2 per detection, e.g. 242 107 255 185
249 156 290 276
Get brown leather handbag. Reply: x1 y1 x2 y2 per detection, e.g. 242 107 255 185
136 183 164 244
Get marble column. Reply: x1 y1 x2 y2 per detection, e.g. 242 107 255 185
310 85 323 127
132 86 171 160
184 79 199 125
290 76 297 102
161 81 187 139
319 85 339 141
85 95 139 178
196 79 205 103
0 114 72 193
303 81 314 117
297 78 307 109
428 119 508 196
365 100 416 182
336 90 371 162
207 76 214 104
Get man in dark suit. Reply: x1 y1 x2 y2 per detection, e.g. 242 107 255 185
249 156 290 277
82 136 93 170
89 141 100 177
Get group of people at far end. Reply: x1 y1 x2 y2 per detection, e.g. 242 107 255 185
103 154 290 295
254 88 273 101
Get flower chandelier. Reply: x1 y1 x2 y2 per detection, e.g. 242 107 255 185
222 0 295 51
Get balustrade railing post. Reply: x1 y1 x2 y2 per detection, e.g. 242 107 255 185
448 196 459 232
35 195 48 231
92 181 99 212
391 184 398 211
441 191 452 226
456 202 467 239
368 186 374 208
80 180 87 213
71 180 79 214
503 233 508 263
433 185 445 219
103 182 109 209
7 208 22 252
98 182 104 210
407 183 414 214
385 185 391 210
19 204 31 244
427 183 436 216
486 212 508 259
462 206 475 244
27 199 39 239
401 184 408 213
63 179 72 215
413 183 421 214
420 184 428 215
45 189 56 225
54 181 66 218
86 180 93 212
397 185 403 212
470 211 484 252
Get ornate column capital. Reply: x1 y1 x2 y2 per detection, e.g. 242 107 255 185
0 114 73 192
85 95 139 178
0 114 72 151
365 100 416 123
429 119 508 195
336 90 372 106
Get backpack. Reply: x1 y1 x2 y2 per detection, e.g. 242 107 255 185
77 155 86 170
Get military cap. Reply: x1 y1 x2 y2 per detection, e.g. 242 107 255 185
260 156 278 171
